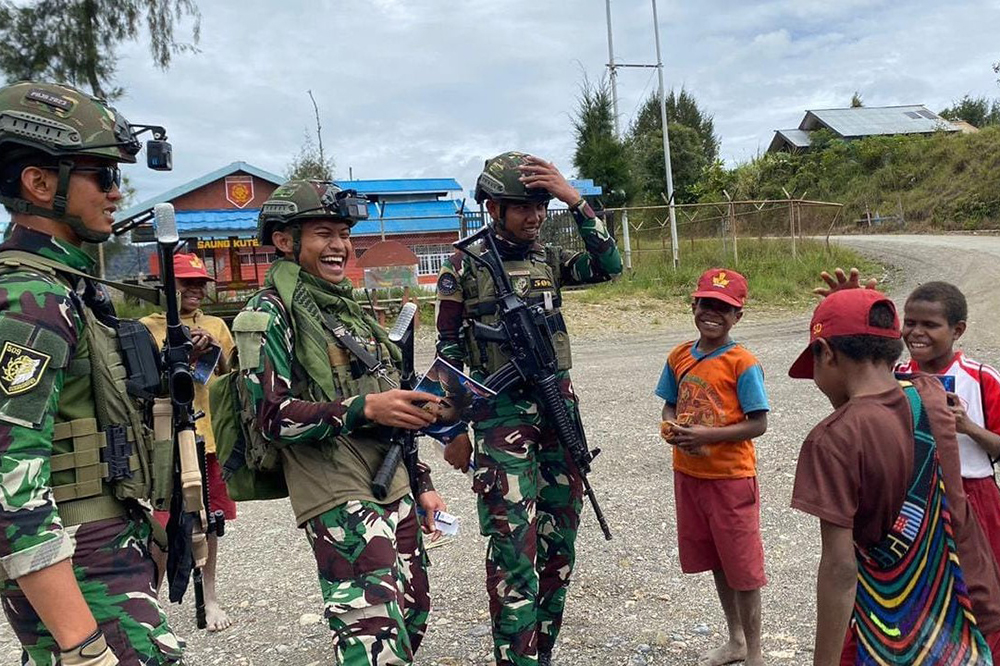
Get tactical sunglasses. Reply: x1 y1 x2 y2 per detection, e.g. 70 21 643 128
43 164 122 193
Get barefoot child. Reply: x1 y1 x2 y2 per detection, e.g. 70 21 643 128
655 268 770 666
789 288 1000 663
895 282 1000 565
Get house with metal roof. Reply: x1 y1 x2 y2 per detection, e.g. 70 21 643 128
117 162 479 290
767 105 968 153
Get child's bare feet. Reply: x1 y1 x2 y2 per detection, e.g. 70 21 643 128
743 655 766 666
204 601 232 632
698 640 747 666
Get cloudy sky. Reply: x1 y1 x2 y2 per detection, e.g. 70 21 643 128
10 0 1000 207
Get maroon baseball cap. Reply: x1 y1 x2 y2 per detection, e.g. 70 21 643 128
691 268 748 308
788 289 901 379
173 253 214 281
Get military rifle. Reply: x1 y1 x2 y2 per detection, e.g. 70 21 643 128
372 301 420 500
454 226 612 540
154 203 221 629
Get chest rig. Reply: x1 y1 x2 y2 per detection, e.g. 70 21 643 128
461 244 572 375
0 251 171 526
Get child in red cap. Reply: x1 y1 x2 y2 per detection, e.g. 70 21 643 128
141 252 238 632
655 268 770 666
789 287 1000 664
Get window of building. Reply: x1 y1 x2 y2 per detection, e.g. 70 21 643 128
413 243 453 276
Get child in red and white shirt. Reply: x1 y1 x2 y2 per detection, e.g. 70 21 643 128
896 281 1000 564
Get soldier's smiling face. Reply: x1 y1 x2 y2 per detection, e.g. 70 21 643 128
62 157 123 241
286 218 353 283
487 199 547 243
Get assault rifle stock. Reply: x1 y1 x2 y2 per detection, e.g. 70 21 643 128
154 203 222 629
372 302 420 500
454 226 612 540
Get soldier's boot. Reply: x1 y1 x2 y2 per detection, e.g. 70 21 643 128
538 647 552 666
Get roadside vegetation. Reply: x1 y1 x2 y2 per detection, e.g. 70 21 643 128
575 237 885 308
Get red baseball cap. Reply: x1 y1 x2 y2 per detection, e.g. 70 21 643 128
788 289 900 379
692 268 748 308
173 253 214 281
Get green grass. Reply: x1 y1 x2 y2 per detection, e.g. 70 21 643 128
576 237 884 307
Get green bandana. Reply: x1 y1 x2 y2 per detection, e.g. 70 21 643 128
264 258 399 401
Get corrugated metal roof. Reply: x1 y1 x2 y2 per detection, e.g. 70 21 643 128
767 129 812 152
335 178 462 195
801 105 958 137
116 161 284 223
164 200 467 238
358 200 464 235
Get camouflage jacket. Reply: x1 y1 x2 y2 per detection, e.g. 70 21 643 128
435 202 622 369
239 289 433 523
0 226 94 579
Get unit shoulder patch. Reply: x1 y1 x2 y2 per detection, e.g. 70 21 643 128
0 341 52 396
437 272 459 296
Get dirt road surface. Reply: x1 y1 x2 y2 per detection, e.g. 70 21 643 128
3 234 998 665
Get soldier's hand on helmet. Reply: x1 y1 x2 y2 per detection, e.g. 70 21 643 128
813 267 878 298
518 156 580 206
417 490 448 542
363 390 439 429
443 432 473 472
60 629 119 666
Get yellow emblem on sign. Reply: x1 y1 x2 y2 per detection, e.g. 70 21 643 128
0 341 51 396
712 271 730 288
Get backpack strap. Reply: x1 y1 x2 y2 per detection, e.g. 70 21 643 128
0 250 163 305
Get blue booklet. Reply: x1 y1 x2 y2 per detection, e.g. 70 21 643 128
414 357 496 442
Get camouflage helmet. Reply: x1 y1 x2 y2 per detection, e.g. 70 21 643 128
257 179 369 245
474 151 551 204
0 81 141 163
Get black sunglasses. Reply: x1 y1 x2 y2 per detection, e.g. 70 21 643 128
43 164 122 193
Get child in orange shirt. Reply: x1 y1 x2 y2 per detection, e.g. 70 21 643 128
655 268 770 666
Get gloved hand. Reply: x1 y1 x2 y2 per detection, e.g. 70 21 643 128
60 629 119 666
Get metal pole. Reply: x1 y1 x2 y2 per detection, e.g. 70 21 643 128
651 0 679 268
605 0 632 270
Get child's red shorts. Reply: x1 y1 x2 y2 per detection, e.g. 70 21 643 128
673 470 767 591
963 476 1000 566
153 452 237 529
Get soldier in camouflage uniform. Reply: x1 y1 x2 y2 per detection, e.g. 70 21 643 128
436 152 623 666
236 179 447 665
0 82 182 664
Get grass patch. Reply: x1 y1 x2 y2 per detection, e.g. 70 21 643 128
576 237 884 308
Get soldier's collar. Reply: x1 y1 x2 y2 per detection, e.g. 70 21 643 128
0 225 94 273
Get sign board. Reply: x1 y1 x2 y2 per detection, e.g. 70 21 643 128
225 175 255 208
196 238 260 250
363 265 419 290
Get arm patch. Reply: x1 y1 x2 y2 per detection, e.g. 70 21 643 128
0 315 70 429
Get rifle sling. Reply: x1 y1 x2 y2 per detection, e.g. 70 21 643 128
0 250 163 305
321 313 384 375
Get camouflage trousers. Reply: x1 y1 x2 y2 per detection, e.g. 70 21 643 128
471 375 584 666
305 495 430 666
1 516 183 665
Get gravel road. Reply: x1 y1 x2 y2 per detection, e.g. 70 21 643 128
3 234 999 665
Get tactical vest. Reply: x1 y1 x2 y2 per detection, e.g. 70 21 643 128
231 292 400 472
461 244 572 375
0 252 171 527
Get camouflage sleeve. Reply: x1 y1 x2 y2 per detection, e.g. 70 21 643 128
434 251 467 370
239 294 363 448
0 272 79 579
559 201 623 286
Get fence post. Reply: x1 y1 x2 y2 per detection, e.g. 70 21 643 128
727 192 738 266
622 209 633 270
783 188 797 259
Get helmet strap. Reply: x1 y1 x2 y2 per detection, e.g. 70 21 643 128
0 159 110 243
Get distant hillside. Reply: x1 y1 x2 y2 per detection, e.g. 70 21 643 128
724 127 1000 230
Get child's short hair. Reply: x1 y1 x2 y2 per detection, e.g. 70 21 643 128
905 281 967 325
812 301 903 367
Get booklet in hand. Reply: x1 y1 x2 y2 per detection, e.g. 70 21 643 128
415 357 496 441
